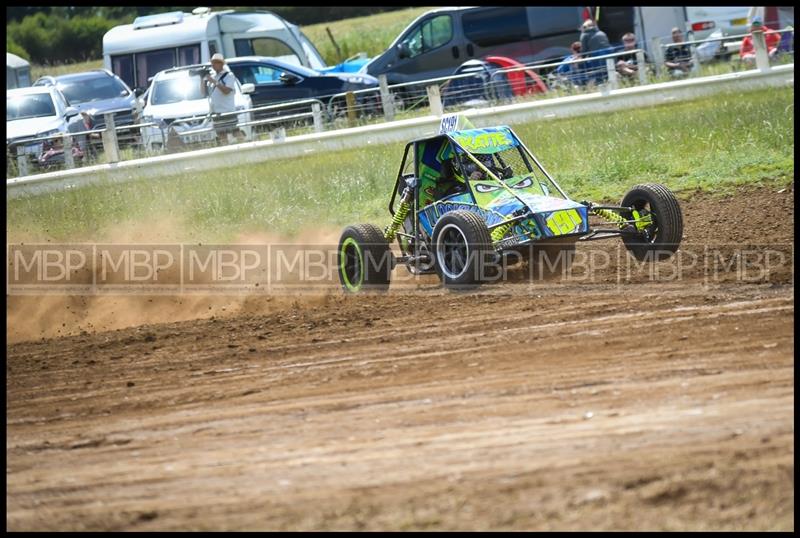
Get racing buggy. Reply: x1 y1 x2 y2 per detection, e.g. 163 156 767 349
337 114 683 292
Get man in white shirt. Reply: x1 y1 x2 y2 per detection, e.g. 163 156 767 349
200 53 244 144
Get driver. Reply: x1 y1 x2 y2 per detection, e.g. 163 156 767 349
436 157 466 199
464 153 500 180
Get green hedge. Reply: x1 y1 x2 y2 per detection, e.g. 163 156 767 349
7 12 117 64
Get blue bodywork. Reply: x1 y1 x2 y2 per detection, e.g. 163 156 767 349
318 56 371 75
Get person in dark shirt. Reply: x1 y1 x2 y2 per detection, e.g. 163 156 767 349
580 19 611 55
615 32 651 79
664 27 693 78
580 19 616 85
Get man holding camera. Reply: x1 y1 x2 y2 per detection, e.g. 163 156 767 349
200 53 244 145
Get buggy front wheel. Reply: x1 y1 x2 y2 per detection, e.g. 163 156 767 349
432 210 495 290
621 183 683 261
337 224 393 293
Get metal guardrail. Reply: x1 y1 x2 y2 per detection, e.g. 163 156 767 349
7 27 794 180
662 27 795 49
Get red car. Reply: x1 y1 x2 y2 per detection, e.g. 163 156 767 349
484 55 548 96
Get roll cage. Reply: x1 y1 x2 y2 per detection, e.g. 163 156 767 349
389 127 570 218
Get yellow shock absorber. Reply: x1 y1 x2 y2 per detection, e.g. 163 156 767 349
491 221 514 243
592 208 628 228
384 199 411 241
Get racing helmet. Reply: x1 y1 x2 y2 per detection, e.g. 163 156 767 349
464 153 496 179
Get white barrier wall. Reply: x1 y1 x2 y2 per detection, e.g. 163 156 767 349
7 64 793 198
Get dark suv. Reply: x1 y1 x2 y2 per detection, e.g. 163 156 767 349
34 69 141 128
365 6 585 85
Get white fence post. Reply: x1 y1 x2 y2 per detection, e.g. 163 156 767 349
378 74 395 122
63 134 74 169
606 58 619 90
16 146 29 177
427 85 443 116
753 29 771 72
636 50 648 85
651 37 664 77
312 102 324 133
101 113 120 163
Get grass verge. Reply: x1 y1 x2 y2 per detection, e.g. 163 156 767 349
6 86 793 243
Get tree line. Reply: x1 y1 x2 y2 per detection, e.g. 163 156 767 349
7 7 405 65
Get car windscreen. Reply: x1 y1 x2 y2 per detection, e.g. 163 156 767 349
151 74 205 105
460 145 566 200
6 93 57 121
57 75 130 105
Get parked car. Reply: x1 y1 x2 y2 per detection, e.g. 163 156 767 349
685 6 752 62
483 56 548 97
685 6 752 42
7 85 78 160
317 53 372 75
226 56 380 119
139 64 255 151
364 7 585 85
441 59 497 109
442 56 548 109
34 69 141 129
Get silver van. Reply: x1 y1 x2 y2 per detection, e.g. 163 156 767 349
364 6 585 84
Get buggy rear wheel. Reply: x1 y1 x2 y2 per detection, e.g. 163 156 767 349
621 183 683 261
337 224 393 293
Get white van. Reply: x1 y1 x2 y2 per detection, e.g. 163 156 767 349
102 7 329 91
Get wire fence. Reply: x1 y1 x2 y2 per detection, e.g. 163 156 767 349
6 27 794 180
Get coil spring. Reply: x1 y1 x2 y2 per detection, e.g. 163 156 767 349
491 221 514 242
384 199 410 241
592 208 628 228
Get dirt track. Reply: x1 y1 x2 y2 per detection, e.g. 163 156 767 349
6 186 795 530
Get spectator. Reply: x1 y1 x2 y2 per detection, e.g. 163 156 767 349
67 112 100 157
777 25 793 55
553 41 589 87
615 32 650 79
38 111 100 167
740 17 781 66
580 19 611 55
580 19 615 85
664 27 693 78
200 53 244 145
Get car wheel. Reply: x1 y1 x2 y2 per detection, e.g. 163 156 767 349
337 224 393 293
432 210 495 290
621 183 683 261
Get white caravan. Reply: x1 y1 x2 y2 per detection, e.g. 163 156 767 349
7 53 32 90
103 7 328 91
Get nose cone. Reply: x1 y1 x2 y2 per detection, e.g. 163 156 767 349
502 193 590 238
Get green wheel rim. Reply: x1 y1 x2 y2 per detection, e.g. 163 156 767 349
340 237 364 291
